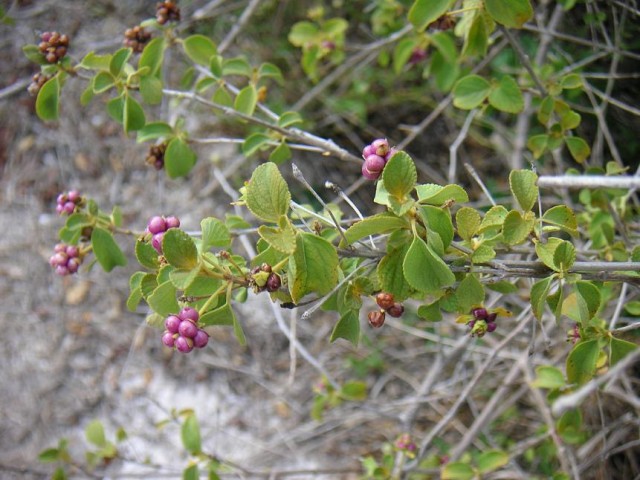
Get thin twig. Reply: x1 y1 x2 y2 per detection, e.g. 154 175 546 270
217 0 262 54
448 109 478 184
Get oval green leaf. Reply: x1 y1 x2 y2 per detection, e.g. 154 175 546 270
245 162 291 223
36 75 60 121
91 227 127 272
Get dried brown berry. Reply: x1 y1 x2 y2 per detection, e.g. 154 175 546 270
145 143 167 170
375 292 395 311
38 31 70 63
386 302 405 318
368 310 386 328
27 72 51 96
156 1 181 25
124 25 152 53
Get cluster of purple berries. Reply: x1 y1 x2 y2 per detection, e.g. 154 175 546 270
38 31 70 64
161 307 209 353
56 190 82 215
361 138 396 180
395 433 417 456
146 215 180 254
27 72 52 96
467 307 497 337
249 263 282 293
567 324 581 344
49 243 82 276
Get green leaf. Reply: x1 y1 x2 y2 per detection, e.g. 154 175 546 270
124 94 146 133
575 281 600 322
183 465 199 480
200 302 234 326
479 205 508 232
163 228 198 270
288 233 339 303
91 227 127 272
557 408 584 444
566 339 599 385
456 274 485 313
201 217 231 250
528 134 549 159
502 210 534 245
212 85 233 107
330 310 360 346
109 47 132 77
222 57 252 77
93 71 115 93
277 111 304 128
107 96 124 124
393 38 418 75
288 21 319 46
553 240 576 272
441 461 475 480
420 205 454 249
538 96 555 125
137 122 174 143
182 34 217 66
477 450 509 474
138 37 165 76
377 242 412 300
340 381 367 401
416 184 469 205
484 0 533 28
382 151 417 202
269 141 292 165
535 237 564 272
23 44 47 65
245 162 291 223
258 219 297 254
140 75 163 105
52 467 67 480
85 420 106 447
560 73 583 89
170 267 200 290
38 447 61 463
610 337 637 366
453 74 491 109
532 365 566 389
408 0 454 31
258 62 284 83
234 84 258 115
531 276 554 320
148 280 179 316
488 75 524 113
242 132 271 157
181 413 202 455
456 206 481 242
403 236 455 292
79 51 112 70
462 12 489 57
542 205 578 236
509 169 539 211
343 213 407 246
135 239 160 270
565 136 591 163
165 137 197 178
36 75 60 121
472 244 496 263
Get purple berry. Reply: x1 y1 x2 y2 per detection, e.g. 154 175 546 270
55 265 69 276
468 319 476 329
50 252 67 266
487 322 497 333
179 307 199 322
67 190 80 202
54 243 67 253
178 320 198 339
266 273 281 292
66 258 80 274
472 308 488 320
362 144 376 158
193 329 209 348
487 312 497 322
165 315 181 334
161 331 176 347
151 233 164 254
56 205 64 214
148 216 167 234
65 245 79 258
63 201 76 214
362 154 387 180
165 216 180 229
387 302 405 318
362 162 381 181
56 193 67 204
175 336 194 353
371 138 390 157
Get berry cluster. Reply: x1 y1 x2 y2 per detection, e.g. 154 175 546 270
567 324 581 344
56 190 82 215
27 72 51 96
368 292 405 328
395 433 417 457
161 307 209 353
361 138 397 180
146 215 180 254
249 263 282 293
467 307 497 337
38 31 70 64
156 1 181 25
49 243 82 276
145 143 166 170
429 14 456 31
123 25 152 53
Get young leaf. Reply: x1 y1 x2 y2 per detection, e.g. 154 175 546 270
201 217 231 250
139 37 165 76
403 236 455 292
382 150 417 202
288 233 339 303
330 310 360 346
453 74 491 109
245 162 291 223
408 0 454 31
566 339 600 385
36 75 60 121
162 228 198 270
484 0 533 28
181 413 202 455
509 169 539 212
91 227 127 272
182 34 217 66
234 84 258 115
164 137 197 178
488 75 524 113
85 420 106 448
